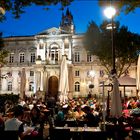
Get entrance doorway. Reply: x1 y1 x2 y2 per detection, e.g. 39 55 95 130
48 76 58 99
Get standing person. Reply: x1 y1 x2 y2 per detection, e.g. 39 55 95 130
4 105 33 139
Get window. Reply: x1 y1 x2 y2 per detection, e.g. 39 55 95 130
51 50 58 61
30 53 35 63
19 53 24 63
9 53 14 63
75 70 80 77
29 81 34 91
39 44 44 49
87 54 92 62
99 70 104 77
30 71 34 76
74 52 80 62
75 82 80 92
8 82 12 91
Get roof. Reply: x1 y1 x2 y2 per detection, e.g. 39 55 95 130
118 75 136 85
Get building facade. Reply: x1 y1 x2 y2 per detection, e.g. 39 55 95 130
0 9 137 100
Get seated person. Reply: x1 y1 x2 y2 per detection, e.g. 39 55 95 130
29 105 45 139
83 106 98 126
65 105 75 120
54 106 65 126
4 105 33 140
130 103 140 117
74 105 85 120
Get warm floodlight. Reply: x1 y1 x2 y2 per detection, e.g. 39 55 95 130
89 70 96 78
104 6 116 19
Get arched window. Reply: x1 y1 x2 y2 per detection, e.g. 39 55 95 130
75 81 80 92
29 81 34 91
50 47 58 61
49 44 59 64
8 81 12 91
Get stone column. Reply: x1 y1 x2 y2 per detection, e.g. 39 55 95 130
40 70 43 91
34 71 37 93
35 71 41 91
68 39 72 62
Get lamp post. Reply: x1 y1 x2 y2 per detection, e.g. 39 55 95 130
104 6 116 75
88 70 95 97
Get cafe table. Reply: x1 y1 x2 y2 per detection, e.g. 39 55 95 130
53 126 107 140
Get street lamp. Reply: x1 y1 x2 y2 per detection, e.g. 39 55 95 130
104 6 116 75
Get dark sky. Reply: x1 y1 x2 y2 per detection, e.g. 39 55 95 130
0 1 140 37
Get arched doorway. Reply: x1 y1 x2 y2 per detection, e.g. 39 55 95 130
48 76 58 99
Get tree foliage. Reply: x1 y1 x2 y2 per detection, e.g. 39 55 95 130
98 0 140 14
0 0 73 20
0 32 8 66
84 21 101 54
84 21 140 77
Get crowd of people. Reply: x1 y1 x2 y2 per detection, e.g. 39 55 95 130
0 94 140 139
0 96 49 140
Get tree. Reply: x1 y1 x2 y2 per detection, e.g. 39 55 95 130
84 21 140 77
98 0 140 14
84 21 101 54
0 0 73 21
0 32 8 66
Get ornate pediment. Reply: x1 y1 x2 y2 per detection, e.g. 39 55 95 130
28 46 36 52
37 27 61 35
18 47 26 52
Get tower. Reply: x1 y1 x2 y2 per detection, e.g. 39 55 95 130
60 8 75 34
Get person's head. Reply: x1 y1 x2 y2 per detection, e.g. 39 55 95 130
30 105 40 117
13 105 24 119
76 105 82 112
83 106 91 113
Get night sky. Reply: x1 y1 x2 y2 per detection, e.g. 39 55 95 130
0 1 140 37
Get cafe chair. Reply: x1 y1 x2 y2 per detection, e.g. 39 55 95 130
132 129 140 140
0 131 19 140
82 131 108 140
49 128 71 140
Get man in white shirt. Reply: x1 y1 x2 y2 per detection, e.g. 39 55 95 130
4 105 33 139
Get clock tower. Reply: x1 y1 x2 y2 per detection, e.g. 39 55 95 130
59 8 75 34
